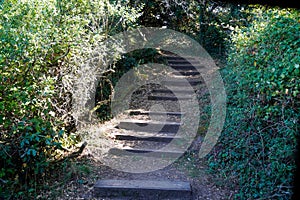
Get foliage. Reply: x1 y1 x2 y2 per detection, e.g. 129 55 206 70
2 0 299 199
0 0 141 198
135 0 248 56
208 6 300 199
94 48 164 121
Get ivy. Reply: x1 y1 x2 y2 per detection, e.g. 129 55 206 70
208 6 300 199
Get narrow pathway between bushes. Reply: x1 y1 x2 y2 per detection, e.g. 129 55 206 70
53 54 236 200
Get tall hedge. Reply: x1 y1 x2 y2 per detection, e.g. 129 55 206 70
208 6 300 199
0 0 141 198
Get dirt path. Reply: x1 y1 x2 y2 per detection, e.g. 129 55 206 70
51 153 234 200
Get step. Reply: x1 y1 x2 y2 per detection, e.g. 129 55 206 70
108 147 185 158
164 56 196 60
148 95 191 101
167 60 199 64
117 120 181 133
169 64 198 70
171 71 200 76
169 63 203 67
163 79 201 86
114 133 183 142
129 110 184 116
169 63 204 68
151 89 194 94
94 179 192 199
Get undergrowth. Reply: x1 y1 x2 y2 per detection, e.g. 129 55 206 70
208 7 300 199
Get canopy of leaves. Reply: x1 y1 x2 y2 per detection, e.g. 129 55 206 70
135 0 248 56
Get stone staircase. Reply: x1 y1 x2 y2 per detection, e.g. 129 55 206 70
92 54 203 199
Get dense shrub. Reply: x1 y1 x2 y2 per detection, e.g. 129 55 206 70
208 6 300 199
94 48 163 121
0 0 141 198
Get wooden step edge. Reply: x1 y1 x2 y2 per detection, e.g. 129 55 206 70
148 96 192 101
171 72 200 76
171 69 200 72
108 147 185 156
151 89 194 94
94 179 191 191
117 120 182 133
164 56 197 60
129 110 185 116
168 64 204 67
119 119 182 126
162 80 202 86
162 78 201 82
167 59 199 63
114 133 183 142
93 179 192 199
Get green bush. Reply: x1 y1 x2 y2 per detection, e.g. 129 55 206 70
208 6 300 199
0 0 141 198
94 48 164 121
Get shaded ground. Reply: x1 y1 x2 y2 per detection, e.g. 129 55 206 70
37 150 236 199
